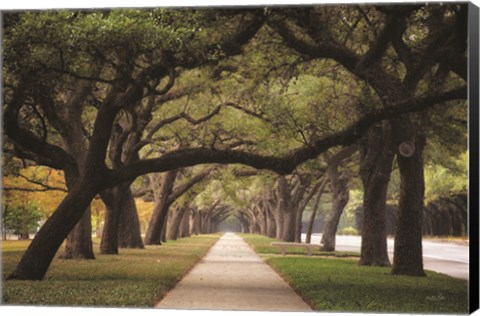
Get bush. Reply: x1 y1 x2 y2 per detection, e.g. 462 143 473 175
338 226 358 235
2 204 42 238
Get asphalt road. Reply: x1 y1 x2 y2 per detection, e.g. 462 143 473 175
302 234 469 280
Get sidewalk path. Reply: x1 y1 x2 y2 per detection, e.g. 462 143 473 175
156 232 312 312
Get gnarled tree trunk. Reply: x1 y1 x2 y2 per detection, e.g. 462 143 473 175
8 180 100 280
100 185 127 254
101 184 144 253
59 167 95 260
320 146 356 251
235 212 250 233
192 210 200 235
276 176 295 242
180 208 191 238
144 170 178 245
392 121 426 277
274 206 284 239
359 122 394 267
257 206 267 236
320 167 349 251
55 80 97 260
265 207 276 238
167 206 187 240
60 208 95 259
117 188 144 248
294 177 325 242
161 213 169 243
306 179 327 244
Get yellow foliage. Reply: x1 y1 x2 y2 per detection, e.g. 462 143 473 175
3 165 156 235
135 198 155 233
3 166 67 218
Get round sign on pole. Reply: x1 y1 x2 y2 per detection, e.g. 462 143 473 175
398 141 415 157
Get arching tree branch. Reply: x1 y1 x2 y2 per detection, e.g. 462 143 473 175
106 85 465 187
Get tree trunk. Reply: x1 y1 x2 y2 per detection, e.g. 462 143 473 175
57 82 96 260
271 187 283 239
180 208 191 238
263 189 278 238
161 215 168 243
167 206 186 240
200 213 207 233
144 170 178 245
276 176 295 242
250 221 261 234
8 181 99 280
359 122 394 267
212 221 221 233
294 205 303 243
192 211 200 235
99 185 142 254
236 213 250 233
59 207 95 259
274 207 283 239
59 167 95 259
204 214 212 233
204 213 211 234
209 217 215 233
248 208 261 234
258 207 267 236
281 209 295 242
392 122 426 277
20 210 30 239
321 166 349 251
306 184 326 244
294 178 324 243
117 188 144 248
100 183 142 253
265 208 276 238
99 186 125 254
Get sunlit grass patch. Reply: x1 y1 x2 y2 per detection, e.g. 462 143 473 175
241 233 468 314
267 256 468 313
240 233 360 258
2 234 219 307
1 240 32 252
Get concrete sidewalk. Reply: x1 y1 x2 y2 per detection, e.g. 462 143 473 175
156 233 312 312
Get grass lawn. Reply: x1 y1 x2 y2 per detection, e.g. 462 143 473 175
238 233 360 258
1 234 219 307
241 234 469 314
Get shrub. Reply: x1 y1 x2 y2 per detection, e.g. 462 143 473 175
338 226 358 235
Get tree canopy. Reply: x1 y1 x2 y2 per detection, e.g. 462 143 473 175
2 4 468 280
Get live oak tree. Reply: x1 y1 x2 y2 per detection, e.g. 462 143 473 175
320 145 358 251
99 86 219 252
4 14 100 258
305 178 328 244
271 171 326 242
144 167 212 244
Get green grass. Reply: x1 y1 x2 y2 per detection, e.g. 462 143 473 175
1 234 219 307
239 233 360 258
241 234 468 314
